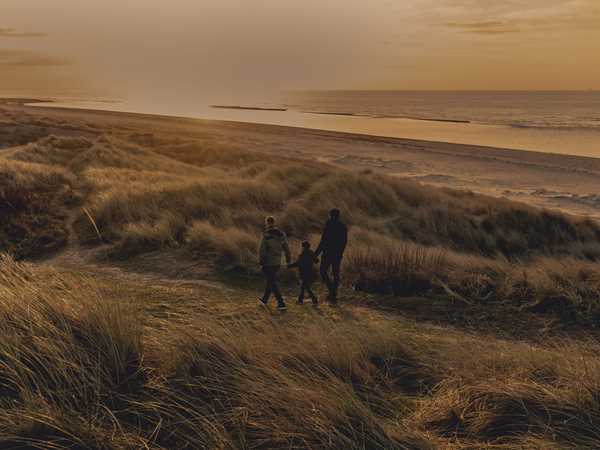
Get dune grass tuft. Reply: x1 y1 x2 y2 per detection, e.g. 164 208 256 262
0 159 75 258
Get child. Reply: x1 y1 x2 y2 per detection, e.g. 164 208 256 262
288 241 319 306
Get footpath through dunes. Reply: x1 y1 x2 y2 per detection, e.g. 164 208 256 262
4 103 600 447
2 101 600 336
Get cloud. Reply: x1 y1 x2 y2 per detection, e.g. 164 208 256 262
0 28 47 38
438 0 600 33
445 21 520 34
0 49 70 67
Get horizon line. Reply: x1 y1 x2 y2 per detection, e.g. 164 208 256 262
291 89 600 93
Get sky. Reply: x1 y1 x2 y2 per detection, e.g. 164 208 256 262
1 0 599 102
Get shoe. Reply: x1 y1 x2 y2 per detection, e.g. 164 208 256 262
311 297 319 306
296 300 304 305
258 298 268 307
277 303 287 311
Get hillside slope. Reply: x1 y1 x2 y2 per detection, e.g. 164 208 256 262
2 103 600 449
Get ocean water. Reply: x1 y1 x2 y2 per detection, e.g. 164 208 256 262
283 91 600 131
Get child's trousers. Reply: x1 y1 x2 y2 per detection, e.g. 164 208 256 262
298 279 317 303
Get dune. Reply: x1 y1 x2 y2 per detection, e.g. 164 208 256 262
2 98 600 448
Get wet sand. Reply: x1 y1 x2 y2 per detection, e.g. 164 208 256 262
2 99 600 221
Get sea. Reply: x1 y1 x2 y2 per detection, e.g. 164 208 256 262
284 91 600 131
14 90 600 158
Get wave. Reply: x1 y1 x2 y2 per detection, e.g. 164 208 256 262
376 115 471 124
303 110 472 124
508 122 600 131
211 105 288 112
302 110 367 117
304 111 600 130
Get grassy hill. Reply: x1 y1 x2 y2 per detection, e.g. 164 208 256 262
2 104 600 449
5 128 600 330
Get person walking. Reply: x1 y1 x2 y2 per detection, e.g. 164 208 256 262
288 240 319 306
258 216 291 310
315 208 348 305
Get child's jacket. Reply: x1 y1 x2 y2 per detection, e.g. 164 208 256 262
289 249 318 282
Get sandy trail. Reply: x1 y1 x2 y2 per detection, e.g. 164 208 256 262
41 203 228 292
38 205 258 331
39 208 372 333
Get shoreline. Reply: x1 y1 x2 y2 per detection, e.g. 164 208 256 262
2 97 599 169
12 97 600 159
16 99 600 165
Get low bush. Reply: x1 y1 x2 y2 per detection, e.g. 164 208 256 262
0 159 74 258
350 241 600 328
186 220 259 270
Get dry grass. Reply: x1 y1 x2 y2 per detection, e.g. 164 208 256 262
4 127 600 330
347 241 600 331
0 158 75 258
0 255 426 448
186 220 259 270
61 148 598 291
1 255 600 448
10 133 594 266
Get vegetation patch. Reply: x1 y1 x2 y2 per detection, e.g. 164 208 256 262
0 159 75 259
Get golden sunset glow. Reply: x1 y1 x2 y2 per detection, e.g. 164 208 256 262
2 0 599 98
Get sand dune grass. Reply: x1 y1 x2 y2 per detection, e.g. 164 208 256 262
55 132 600 267
0 255 426 448
6 130 598 264
5 131 600 329
2 255 600 448
346 237 600 330
9 132 597 266
53 134 600 330
0 158 75 258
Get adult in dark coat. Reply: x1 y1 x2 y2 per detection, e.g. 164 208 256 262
315 208 348 305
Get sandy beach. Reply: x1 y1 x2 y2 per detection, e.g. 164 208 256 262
2 99 600 221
